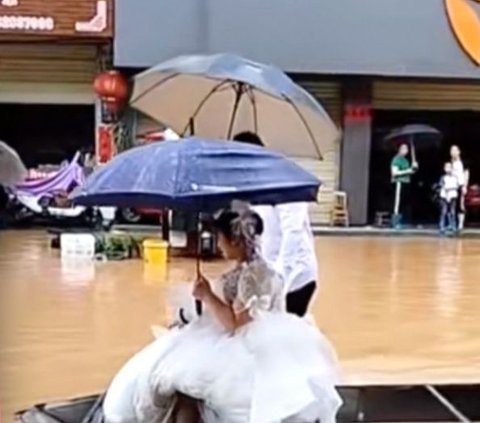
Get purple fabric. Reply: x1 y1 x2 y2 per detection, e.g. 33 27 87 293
14 155 85 197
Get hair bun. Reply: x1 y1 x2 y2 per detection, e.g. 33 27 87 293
213 202 264 238
252 212 264 236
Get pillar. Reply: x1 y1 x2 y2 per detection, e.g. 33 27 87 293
340 79 373 225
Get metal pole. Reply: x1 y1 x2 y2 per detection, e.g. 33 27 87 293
161 210 169 241
227 83 244 139
187 116 202 317
425 385 470 423
195 212 203 316
394 182 402 215
410 134 417 166
189 117 195 136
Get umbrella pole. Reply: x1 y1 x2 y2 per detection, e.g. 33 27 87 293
410 135 417 166
227 83 244 139
195 212 203 315
161 209 169 241
190 118 202 315
393 181 402 226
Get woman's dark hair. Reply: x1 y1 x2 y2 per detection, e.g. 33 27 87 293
233 131 264 147
213 209 264 239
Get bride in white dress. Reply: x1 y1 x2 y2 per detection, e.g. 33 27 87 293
103 202 342 423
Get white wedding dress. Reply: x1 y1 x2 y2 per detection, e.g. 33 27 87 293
104 257 342 423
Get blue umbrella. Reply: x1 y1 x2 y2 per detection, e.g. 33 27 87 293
74 137 320 315
72 137 320 211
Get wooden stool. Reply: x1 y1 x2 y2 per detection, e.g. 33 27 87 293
330 191 349 227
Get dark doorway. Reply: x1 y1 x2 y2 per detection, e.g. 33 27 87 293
369 110 480 225
0 104 95 168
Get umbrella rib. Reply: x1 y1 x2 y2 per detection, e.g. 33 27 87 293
181 79 233 135
247 88 259 134
281 95 323 160
130 73 180 105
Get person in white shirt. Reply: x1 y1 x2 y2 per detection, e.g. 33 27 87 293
439 162 459 234
233 132 318 316
450 145 470 231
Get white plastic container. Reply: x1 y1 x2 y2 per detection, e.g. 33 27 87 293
60 233 96 259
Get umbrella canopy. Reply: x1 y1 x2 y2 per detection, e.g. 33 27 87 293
384 124 442 145
130 53 339 160
0 141 27 186
72 137 320 212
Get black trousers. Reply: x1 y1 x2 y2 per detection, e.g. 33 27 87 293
286 281 317 317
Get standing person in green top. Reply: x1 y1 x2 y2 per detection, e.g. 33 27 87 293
390 143 418 228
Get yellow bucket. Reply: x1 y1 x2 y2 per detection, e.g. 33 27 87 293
143 239 169 266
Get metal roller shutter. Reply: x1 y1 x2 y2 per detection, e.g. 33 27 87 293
373 80 480 111
294 78 342 225
0 43 98 104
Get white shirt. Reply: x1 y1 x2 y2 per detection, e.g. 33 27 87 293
451 159 465 187
163 128 180 140
440 174 459 202
253 202 318 293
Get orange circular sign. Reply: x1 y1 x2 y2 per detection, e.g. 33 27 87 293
445 0 480 65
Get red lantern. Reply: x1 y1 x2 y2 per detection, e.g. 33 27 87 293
93 70 128 112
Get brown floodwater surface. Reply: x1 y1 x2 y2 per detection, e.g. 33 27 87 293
1 231 480 419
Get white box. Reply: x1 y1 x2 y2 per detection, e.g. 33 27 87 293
60 233 96 259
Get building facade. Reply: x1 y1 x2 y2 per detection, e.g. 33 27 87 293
0 0 113 168
114 0 480 225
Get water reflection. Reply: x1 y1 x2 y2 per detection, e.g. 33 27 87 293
61 258 95 286
434 240 461 319
1 231 480 419
143 264 168 285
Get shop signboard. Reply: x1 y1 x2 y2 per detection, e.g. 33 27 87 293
114 0 480 79
445 0 480 65
0 0 112 36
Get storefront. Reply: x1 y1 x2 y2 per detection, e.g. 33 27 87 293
115 0 480 225
0 0 113 168
369 79 480 224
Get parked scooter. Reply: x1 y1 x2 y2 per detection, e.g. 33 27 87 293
7 152 115 228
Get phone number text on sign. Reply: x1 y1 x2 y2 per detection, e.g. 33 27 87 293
0 15 55 31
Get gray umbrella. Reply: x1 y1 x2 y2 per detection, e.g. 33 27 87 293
130 53 339 159
0 141 27 186
384 124 442 164
384 124 442 143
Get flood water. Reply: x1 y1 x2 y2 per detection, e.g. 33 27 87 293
1 231 480 419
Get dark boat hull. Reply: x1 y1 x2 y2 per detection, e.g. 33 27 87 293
15 385 480 423
15 394 104 423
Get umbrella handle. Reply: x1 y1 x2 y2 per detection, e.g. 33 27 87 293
195 256 203 314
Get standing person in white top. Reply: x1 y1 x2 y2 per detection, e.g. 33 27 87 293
233 131 318 316
450 145 470 231
439 162 459 234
